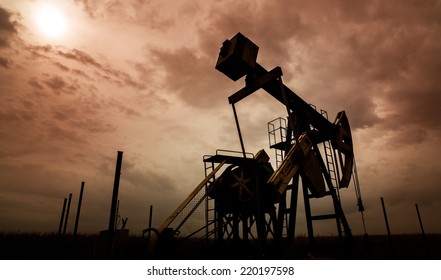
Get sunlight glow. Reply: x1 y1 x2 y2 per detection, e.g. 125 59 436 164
36 5 66 38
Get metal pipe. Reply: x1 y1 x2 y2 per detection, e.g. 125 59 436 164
73 181 85 236
148 205 153 239
115 200 120 229
109 151 123 231
380 197 394 254
302 181 314 244
231 103 247 158
108 151 123 257
415 203 425 239
58 198 67 236
63 193 72 235
380 197 392 243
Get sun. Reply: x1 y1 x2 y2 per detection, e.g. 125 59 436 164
36 5 66 38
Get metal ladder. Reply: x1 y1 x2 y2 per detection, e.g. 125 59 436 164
203 157 217 239
268 117 287 168
267 117 291 237
320 109 345 238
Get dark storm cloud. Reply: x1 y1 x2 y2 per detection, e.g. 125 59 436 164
198 0 441 139
0 6 19 49
1 0 440 235
123 166 177 193
150 47 231 108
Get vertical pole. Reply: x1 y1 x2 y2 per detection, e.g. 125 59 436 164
380 197 393 250
63 193 72 235
275 192 286 240
108 151 123 257
278 78 297 137
232 212 239 241
303 181 314 245
287 175 300 241
380 197 391 237
255 174 266 258
148 205 153 239
115 200 120 229
415 203 425 239
231 103 247 158
73 181 85 236
242 217 248 241
58 198 67 236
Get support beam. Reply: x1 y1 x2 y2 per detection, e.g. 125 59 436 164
58 198 67 237
302 181 314 244
62 193 72 235
108 151 123 257
381 197 391 236
73 181 85 236
158 161 226 233
415 203 425 239
228 67 283 104
148 205 153 239
109 151 123 232
287 177 299 241
232 103 247 158
381 197 393 248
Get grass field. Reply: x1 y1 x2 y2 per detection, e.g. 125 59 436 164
1 232 440 260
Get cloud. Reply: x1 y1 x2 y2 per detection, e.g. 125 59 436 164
1 0 441 235
204 0 441 139
57 48 101 68
0 56 11 68
123 167 177 193
53 62 70 72
44 75 68 91
150 47 232 108
21 43 146 90
0 6 19 49
73 0 97 18
74 0 175 30
28 77 45 90
57 48 146 90
24 44 53 60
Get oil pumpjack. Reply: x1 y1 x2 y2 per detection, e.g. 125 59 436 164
147 33 365 258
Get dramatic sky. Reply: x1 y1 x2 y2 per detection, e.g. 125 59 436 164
1 0 440 236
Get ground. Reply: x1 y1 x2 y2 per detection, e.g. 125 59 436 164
1 232 440 260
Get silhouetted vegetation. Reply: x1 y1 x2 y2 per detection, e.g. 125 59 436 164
1 232 440 260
